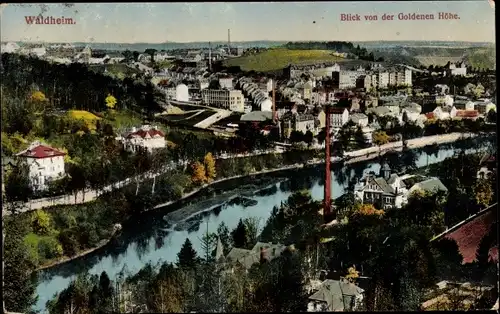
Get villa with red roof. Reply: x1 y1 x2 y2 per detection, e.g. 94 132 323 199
16 141 66 191
119 125 166 153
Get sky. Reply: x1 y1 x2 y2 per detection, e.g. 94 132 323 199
0 1 495 43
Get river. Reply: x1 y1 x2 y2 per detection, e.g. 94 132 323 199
33 142 490 312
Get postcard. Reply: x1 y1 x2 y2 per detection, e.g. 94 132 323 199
1 2 497 313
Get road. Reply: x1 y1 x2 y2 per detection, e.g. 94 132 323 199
2 132 476 216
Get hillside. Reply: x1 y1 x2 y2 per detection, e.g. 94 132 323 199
223 48 348 72
369 46 496 69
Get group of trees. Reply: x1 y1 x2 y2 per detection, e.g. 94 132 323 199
190 153 217 185
1 53 164 115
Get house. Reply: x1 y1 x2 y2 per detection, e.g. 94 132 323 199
225 242 288 272
120 125 166 153
453 99 475 111
435 95 454 107
455 110 479 120
445 62 467 76
401 103 422 122
307 278 364 312
15 141 66 191
366 106 393 118
433 106 457 120
282 112 317 138
474 101 496 115
349 113 369 127
477 153 496 180
354 164 448 209
318 107 349 129
435 84 450 95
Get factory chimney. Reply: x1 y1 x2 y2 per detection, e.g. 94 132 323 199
324 105 332 222
208 41 212 71
227 29 231 56
272 79 277 123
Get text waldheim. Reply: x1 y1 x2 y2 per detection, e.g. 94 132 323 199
25 16 76 25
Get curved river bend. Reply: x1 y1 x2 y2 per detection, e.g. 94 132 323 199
33 144 488 312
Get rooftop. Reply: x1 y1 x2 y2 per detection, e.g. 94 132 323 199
16 143 66 159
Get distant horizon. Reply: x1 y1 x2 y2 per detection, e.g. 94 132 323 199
4 39 495 44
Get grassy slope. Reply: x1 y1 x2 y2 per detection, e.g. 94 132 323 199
223 48 347 72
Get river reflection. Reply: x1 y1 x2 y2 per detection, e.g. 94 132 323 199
33 139 492 312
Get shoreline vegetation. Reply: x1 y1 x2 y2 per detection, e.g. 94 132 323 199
31 132 485 272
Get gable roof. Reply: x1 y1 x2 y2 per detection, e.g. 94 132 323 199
443 206 498 264
126 128 165 139
16 144 66 159
309 279 364 311
409 178 448 194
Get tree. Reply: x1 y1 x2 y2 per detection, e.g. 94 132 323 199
4 216 38 313
30 90 47 103
351 203 385 218
204 153 216 182
372 130 390 146
289 130 304 143
4 163 33 203
354 126 368 149
486 109 496 123
177 238 198 269
473 179 493 208
105 94 117 109
231 219 247 249
190 161 207 185
303 130 314 145
31 209 52 235
217 222 231 255
145 49 157 63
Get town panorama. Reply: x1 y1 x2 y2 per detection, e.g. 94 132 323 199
1 2 497 313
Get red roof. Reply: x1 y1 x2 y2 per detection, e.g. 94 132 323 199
127 129 165 139
456 110 479 118
443 208 498 264
425 112 435 119
17 144 66 159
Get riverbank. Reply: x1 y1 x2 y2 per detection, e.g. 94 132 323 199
33 224 122 273
31 132 486 272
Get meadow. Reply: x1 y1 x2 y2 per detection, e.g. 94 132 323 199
223 48 347 72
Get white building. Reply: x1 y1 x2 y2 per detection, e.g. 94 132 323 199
1 42 20 53
354 164 448 209
446 62 467 76
175 84 190 102
435 95 454 107
349 113 369 127
432 106 457 120
16 141 66 191
219 77 234 90
121 125 166 153
333 71 365 89
320 107 349 129
201 89 245 112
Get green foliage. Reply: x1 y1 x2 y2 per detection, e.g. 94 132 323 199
31 209 52 235
177 238 198 269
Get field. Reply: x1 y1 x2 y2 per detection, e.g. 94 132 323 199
67 110 101 130
223 48 347 72
415 56 463 67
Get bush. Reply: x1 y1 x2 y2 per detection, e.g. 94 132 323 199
38 237 64 260
58 229 79 256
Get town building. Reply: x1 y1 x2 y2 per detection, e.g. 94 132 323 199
307 278 364 312
281 112 317 138
332 71 366 89
219 77 234 90
349 113 369 127
445 62 467 76
120 125 166 153
15 141 66 191
453 99 475 111
225 242 288 272
201 89 245 112
354 164 448 209
477 153 496 180
317 107 349 129
175 84 190 102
